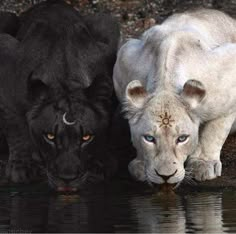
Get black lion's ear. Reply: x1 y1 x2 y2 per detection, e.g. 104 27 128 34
27 73 50 102
0 11 19 37
0 33 18 57
85 74 113 103
83 14 120 59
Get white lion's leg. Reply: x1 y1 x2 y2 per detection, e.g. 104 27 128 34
187 113 236 181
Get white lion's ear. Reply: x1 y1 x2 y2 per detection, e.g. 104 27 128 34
181 80 206 109
125 80 147 109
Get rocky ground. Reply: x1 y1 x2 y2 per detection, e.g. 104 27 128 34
1 0 236 39
0 0 236 190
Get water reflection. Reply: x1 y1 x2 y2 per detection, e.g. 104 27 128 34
185 193 225 233
1 186 236 233
47 195 88 233
130 195 186 233
130 193 229 233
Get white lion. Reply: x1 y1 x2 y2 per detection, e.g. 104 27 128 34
113 9 236 186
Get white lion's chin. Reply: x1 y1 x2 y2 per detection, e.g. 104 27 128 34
146 170 164 184
146 168 185 185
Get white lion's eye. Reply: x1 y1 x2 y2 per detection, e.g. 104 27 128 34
143 135 156 144
176 135 189 144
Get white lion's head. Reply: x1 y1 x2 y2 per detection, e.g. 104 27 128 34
124 79 206 186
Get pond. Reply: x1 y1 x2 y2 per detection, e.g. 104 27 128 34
0 181 236 233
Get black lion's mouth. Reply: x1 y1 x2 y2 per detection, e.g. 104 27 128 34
57 186 78 192
47 171 105 192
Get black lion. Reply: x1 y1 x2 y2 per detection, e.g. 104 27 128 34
0 0 120 191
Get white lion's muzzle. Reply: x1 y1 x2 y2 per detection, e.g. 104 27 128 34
146 167 185 184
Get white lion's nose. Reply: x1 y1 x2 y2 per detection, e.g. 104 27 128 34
155 169 177 182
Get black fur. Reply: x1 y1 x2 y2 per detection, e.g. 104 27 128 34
0 0 120 190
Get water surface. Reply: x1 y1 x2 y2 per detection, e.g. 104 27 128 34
0 182 236 233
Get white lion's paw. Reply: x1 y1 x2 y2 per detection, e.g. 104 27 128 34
186 159 222 181
128 159 146 181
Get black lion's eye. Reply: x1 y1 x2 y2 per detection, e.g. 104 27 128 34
44 133 56 143
176 135 189 144
46 133 55 140
82 134 94 143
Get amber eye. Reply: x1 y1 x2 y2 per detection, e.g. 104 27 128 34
46 133 55 141
82 135 92 142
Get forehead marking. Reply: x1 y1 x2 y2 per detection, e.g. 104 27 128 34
157 103 175 128
62 112 76 126
157 111 175 128
149 100 175 128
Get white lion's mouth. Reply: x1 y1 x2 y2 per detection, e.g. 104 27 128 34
146 168 185 186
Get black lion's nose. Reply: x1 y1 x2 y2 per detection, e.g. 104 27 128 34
155 169 177 182
58 174 78 183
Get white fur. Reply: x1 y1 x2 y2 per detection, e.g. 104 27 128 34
113 9 236 184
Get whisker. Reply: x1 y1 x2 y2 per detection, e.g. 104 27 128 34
45 171 58 187
183 174 197 186
174 181 182 189
80 172 89 183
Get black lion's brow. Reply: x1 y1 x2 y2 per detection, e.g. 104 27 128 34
53 122 59 136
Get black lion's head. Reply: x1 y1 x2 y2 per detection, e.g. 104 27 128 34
27 87 115 191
